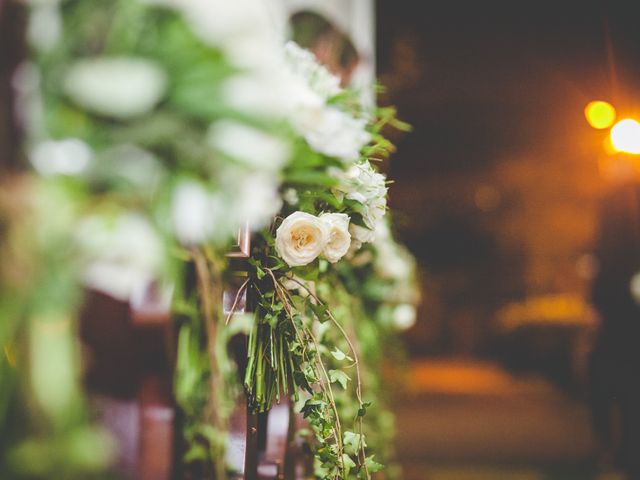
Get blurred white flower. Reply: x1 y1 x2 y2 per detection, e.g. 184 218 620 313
373 220 414 280
28 3 62 51
319 213 351 263
99 144 165 189
234 172 282 231
177 0 285 69
282 43 371 162
296 106 370 163
284 42 341 100
393 304 417 330
283 188 299 206
64 57 167 119
222 73 288 118
30 138 92 176
276 212 329 267
208 121 290 171
76 213 164 301
171 180 220 245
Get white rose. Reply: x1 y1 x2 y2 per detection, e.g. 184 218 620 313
330 161 388 232
275 212 329 267
319 213 351 263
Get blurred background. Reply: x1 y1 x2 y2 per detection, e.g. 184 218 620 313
376 1 640 479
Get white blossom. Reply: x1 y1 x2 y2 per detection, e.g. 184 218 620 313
76 213 164 301
63 57 167 119
173 0 285 69
296 106 371 162
28 3 62 51
234 172 282 231
373 220 414 280
319 213 351 263
208 121 290 171
282 42 371 162
331 161 388 248
283 42 341 100
30 138 92 176
275 212 329 267
170 180 220 245
393 304 417 330
349 224 376 250
283 188 299 206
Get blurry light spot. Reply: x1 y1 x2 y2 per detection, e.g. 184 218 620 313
611 119 640 154
576 254 598 280
474 185 501 212
630 272 640 305
584 100 616 129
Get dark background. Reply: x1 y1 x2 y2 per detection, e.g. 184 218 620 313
376 0 640 358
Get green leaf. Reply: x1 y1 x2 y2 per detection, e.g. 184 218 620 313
310 302 328 322
357 401 372 418
183 444 208 463
342 453 356 476
365 455 384 473
328 369 350 389
285 169 339 187
330 347 353 363
293 261 319 281
343 431 365 456
330 348 347 362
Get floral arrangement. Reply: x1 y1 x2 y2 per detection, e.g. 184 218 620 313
0 0 419 479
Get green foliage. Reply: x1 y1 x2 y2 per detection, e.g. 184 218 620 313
3 1 417 479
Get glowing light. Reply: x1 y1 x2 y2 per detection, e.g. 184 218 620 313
611 119 640 154
584 100 616 129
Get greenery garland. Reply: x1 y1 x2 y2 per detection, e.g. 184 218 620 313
0 1 419 478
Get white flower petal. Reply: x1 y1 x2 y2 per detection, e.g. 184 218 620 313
64 57 167 119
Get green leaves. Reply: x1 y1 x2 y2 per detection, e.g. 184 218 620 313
343 431 365 456
328 369 350 390
365 455 384 473
330 347 352 362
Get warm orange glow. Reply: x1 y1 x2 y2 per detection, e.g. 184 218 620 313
611 118 640 154
584 100 616 129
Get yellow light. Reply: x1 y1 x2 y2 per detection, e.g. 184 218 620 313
584 100 616 129
611 118 640 154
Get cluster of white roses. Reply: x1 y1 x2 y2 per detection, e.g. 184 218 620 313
330 161 389 249
29 0 392 302
275 212 352 267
